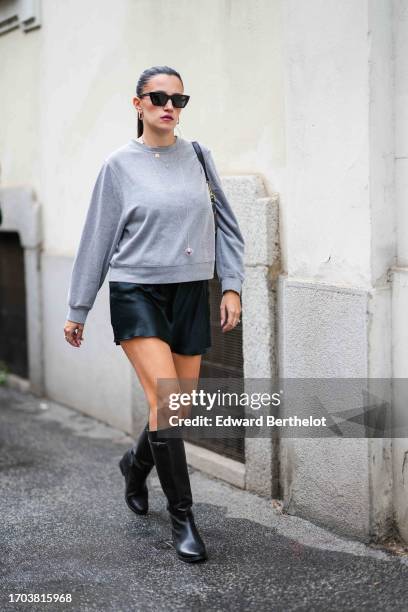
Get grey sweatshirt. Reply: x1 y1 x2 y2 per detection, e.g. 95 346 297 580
66 136 245 325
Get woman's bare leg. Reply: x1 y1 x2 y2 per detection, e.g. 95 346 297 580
171 352 202 419
120 336 181 431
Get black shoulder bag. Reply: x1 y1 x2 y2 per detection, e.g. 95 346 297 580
191 141 217 234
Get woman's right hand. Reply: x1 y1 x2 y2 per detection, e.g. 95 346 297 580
64 320 85 348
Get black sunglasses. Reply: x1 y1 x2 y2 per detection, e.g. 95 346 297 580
139 90 190 108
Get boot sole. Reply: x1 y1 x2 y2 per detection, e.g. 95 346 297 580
176 552 208 563
118 458 148 516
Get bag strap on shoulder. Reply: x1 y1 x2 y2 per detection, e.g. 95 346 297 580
191 141 209 182
191 141 216 204
191 141 218 233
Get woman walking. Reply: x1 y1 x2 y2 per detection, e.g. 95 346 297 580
64 65 245 563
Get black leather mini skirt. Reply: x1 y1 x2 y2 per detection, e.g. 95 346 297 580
109 279 211 356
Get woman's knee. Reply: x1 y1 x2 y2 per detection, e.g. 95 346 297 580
120 336 181 426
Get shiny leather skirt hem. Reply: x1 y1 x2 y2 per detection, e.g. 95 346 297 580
109 280 212 356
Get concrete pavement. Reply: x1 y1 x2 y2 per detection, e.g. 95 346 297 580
0 386 407 612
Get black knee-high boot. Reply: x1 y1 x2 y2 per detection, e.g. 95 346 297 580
148 428 207 563
119 423 155 515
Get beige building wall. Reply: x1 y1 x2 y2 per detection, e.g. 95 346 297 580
0 0 284 258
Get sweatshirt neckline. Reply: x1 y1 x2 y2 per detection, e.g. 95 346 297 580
130 135 181 153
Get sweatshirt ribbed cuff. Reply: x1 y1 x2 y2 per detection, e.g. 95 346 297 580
221 277 242 296
66 307 89 325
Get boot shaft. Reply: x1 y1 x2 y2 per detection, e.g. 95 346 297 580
148 428 192 515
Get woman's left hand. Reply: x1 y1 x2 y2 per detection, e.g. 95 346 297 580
220 290 241 332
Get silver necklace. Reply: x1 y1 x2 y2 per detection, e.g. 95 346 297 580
140 136 194 256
